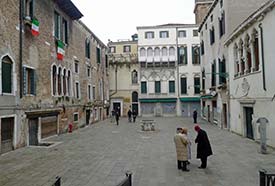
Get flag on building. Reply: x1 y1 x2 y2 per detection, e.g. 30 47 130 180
31 19 39 36
57 40 65 60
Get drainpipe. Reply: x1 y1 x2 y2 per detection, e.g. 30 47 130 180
176 27 181 116
19 0 23 98
259 24 266 91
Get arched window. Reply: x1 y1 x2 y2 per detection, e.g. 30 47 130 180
154 47 160 56
169 47 175 56
234 44 239 75
179 46 187 64
147 47 153 57
252 29 260 71
67 70 71 96
245 35 252 73
52 65 57 95
58 67 62 95
132 70 138 84
162 47 167 56
140 48 146 57
239 39 244 74
132 91 138 102
63 69 67 95
1 56 13 94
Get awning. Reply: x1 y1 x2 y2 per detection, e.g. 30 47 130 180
201 95 214 99
139 98 177 103
180 97 200 102
55 0 83 20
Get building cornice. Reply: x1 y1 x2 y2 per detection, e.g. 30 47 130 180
225 0 275 46
137 23 198 30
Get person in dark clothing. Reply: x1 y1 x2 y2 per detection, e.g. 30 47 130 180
115 110 120 125
127 109 132 122
111 109 115 123
193 109 198 123
132 110 137 123
194 125 213 169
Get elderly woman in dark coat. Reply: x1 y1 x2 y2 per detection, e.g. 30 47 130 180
194 125 213 169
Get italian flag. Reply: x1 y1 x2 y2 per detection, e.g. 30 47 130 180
31 19 39 36
57 40 65 60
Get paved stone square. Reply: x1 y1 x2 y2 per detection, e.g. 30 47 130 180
0 117 274 186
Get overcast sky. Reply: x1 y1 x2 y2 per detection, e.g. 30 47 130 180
71 0 195 44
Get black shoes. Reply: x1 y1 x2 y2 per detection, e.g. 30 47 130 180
198 166 206 169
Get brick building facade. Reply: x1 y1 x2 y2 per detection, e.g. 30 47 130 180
0 0 109 154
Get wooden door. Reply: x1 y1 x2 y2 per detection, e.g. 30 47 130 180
1 117 14 154
29 119 38 146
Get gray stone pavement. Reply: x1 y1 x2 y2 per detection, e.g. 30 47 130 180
0 117 275 186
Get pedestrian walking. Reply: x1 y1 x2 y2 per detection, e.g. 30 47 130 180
182 128 191 164
194 125 213 169
127 109 132 122
115 110 120 125
132 109 137 123
193 109 198 123
174 128 189 172
111 109 115 123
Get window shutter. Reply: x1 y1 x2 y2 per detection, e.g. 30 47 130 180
184 47 188 65
2 61 12 93
23 67 27 95
192 47 195 64
181 78 187 94
30 70 37 95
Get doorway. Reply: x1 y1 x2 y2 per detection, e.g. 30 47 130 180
223 104 227 128
113 102 121 116
86 110 91 125
1 117 14 154
29 118 38 146
244 107 254 139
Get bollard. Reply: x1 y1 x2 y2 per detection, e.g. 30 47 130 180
259 169 266 186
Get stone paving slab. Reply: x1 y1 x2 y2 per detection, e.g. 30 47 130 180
0 117 275 186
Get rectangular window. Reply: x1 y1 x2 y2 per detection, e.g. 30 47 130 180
92 86 95 100
211 60 216 87
1 117 14 142
123 45 131 53
194 77 200 94
178 30 186 38
192 46 200 65
87 66 91 77
155 81 161 93
219 59 226 84
73 112 79 122
25 0 34 18
178 46 188 64
88 85 91 100
75 82 80 99
202 70 205 90
2 59 12 94
169 81 175 93
109 46 116 53
105 55 108 68
160 31 169 38
193 30 199 37
219 13 225 38
23 67 36 95
210 27 215 45
141 81 147 94
85 39 90 59
62 18 68 44
180 77 187 94
96 47 101 63
145 32 154 39
200 41 205 55
74 62 79 73
54 11 60 39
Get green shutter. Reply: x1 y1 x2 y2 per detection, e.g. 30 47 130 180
194 78 200 94
2 61 12 93
97 48 101 63
192 46 195 64
30 70 37 95
155 81 161 93
181 77 187 94
184 46 188 64
141 82 147 93
23 67 27 95
169 81 175 93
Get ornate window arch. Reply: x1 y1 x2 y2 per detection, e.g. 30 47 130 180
58 67 62 95
132 91 138 103
52 65 57 96
147 47 153 57
132 70 138 84
154 47 160 56
1 55 13 94
162 47 167 56
169 47 175 56
140 48 146 57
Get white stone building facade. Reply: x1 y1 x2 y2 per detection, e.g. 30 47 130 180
137 24 201 117
226 0 275 147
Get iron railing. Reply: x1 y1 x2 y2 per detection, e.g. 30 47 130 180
117 172 132 186
260 170 275 186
